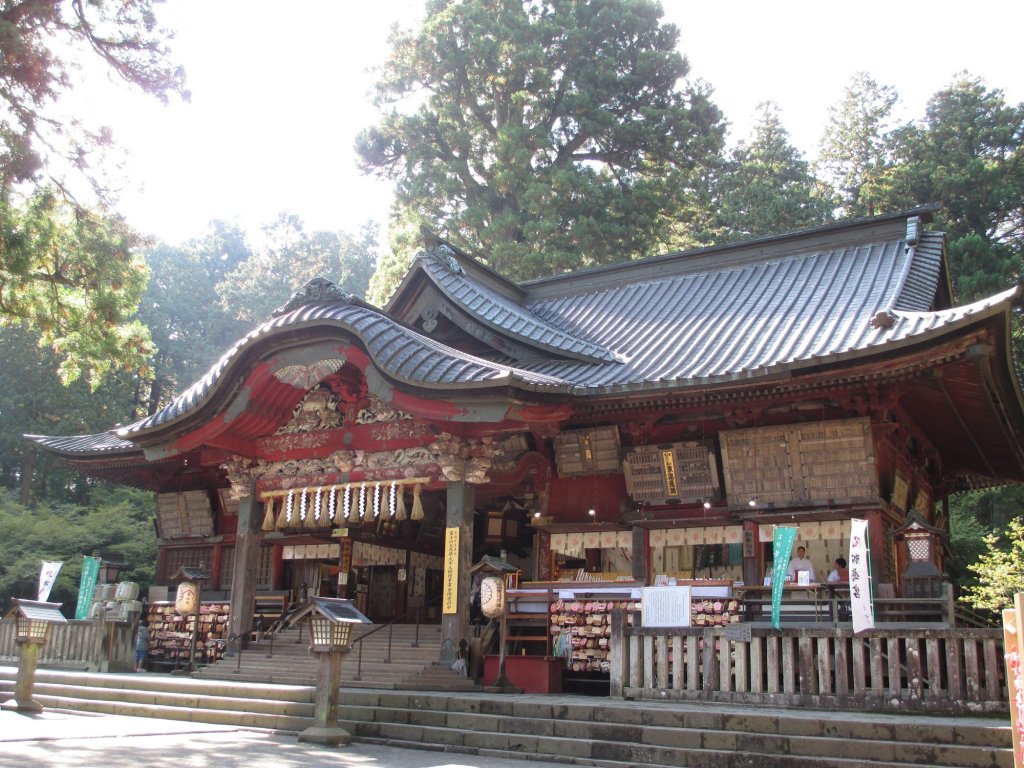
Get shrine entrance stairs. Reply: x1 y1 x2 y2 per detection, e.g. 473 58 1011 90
0 666 1011 767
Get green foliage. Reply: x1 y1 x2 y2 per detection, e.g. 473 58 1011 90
357 0 725 282
0 324 143 503
714 102 833 241
0 188 153 387
0 0 185 387
0 487 156 616
815 72 899 219
959 515 1024 612
216 214 378 324
137 221 252 413
882 74 1024 302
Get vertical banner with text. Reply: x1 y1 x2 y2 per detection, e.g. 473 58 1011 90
75 556 101 620
442 526 460 614
38 561 63 602
849 518 875 634
771 526 798 630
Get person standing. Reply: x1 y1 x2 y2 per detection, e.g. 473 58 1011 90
134 616 150 672
786 546 817 583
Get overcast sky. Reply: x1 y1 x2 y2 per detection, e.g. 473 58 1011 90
78 0 1024 246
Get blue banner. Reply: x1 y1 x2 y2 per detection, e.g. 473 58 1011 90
771 527 798 630
75 556 101 620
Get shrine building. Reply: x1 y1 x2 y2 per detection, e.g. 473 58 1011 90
28 206 1024 664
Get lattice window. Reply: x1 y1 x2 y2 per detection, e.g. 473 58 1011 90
159 546 213 583
154 491 214 538
554 426 621 477
623 441 718 504
720 418 875 507
220 546 235 589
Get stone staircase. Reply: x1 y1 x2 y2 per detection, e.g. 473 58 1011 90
0 666 313 731
0 667 1011 767
194 622 477 691
339 690 1014 768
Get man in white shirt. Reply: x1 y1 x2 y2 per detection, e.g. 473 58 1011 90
786 546 817 583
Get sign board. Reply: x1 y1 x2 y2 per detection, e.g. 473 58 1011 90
442 526 460 615
74 556 101 620
641 586 691 628
1003 593 1024 768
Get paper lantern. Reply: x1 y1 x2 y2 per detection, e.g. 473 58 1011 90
480 576 506 619
175 581 198 615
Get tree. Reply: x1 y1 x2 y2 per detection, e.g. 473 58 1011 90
216 214 378 324
959 516 1024 612
0 0 186 196
714 102 833 241
356 0 725 293
0 0 186 385
815 72 899 219
0 323 143 505
0 187 153 387
138 222 252 413
882 74 1024 301
0 487 156 614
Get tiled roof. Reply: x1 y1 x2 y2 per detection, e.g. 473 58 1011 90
512 229 955 390
24 431 135 455
32 210 1017 454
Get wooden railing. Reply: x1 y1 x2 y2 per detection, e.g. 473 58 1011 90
0 619 135 671
609 610 1006 714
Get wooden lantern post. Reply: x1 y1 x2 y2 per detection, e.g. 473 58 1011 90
294 597 370 747
1 600 67 713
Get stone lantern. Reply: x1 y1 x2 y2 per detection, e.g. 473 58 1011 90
1 599 67 713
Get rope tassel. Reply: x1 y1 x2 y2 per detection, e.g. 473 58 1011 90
411 483 424 521
261 498 277 532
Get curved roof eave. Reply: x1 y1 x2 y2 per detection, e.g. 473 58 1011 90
24 431 139 456
116 300 573 441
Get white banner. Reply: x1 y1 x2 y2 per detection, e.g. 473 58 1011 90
848 519 874 634
38 561 63 602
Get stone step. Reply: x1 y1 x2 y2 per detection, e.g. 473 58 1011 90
195 621 450 690
4 666 1005 768
0 665 314 732
336 690 1012 768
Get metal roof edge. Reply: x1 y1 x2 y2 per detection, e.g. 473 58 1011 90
520 207 940 299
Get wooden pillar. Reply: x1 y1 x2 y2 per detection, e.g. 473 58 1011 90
741 520 760 586
228 491 263 647
270 542 284 590
866 508 886 588
210 543 223 591
631 526 648 583
441 480 474 662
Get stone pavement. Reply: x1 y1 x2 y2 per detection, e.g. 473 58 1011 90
0 707 568 768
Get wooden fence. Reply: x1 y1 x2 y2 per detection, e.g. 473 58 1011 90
610 612 1006 715
0 619 136 671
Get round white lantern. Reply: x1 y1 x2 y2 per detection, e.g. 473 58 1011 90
175 581 198 615
480 576 506 619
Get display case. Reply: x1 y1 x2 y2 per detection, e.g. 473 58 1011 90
144 600 230 669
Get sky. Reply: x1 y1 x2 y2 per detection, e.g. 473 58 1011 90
77 0 1024 246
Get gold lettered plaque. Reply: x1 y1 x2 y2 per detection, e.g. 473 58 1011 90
442 526 460 614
